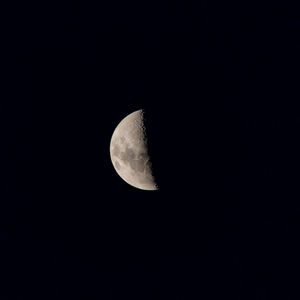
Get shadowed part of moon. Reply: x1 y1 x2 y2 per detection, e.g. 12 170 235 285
110 109 157 191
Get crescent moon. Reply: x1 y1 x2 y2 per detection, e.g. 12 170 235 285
109 109 158 191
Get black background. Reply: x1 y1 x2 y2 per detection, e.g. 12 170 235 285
2 0 300 299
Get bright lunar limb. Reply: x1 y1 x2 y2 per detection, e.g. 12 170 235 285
109 109 158 191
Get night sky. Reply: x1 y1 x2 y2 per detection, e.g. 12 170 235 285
3 1 299 299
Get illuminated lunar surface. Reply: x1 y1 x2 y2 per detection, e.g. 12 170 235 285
109 109 158 191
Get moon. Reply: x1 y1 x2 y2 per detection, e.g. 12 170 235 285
110 109 158 191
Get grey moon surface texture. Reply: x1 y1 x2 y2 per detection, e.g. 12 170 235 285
110 109 158 191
